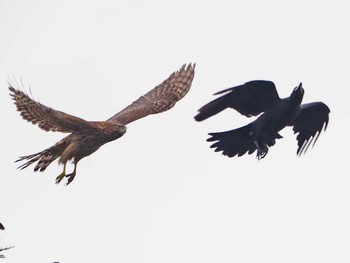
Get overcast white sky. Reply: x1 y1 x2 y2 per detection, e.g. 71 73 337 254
0 0 349 262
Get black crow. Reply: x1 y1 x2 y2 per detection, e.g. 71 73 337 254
195 80 330 159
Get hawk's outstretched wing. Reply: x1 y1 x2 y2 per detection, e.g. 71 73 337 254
195 80 280 121
9 85 95 133
107 63 195 125
292 102 330 155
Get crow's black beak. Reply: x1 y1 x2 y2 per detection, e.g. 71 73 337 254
299 83 304 94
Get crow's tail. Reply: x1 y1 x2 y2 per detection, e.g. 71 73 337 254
207 124 282 158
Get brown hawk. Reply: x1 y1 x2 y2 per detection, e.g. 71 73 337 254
10 63 195 185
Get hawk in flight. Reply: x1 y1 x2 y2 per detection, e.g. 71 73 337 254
10 63 195 185
195 80 330 159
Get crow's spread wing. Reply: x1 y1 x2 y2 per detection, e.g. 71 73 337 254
107 63 195 125
195 80 280 121
292 102 330 155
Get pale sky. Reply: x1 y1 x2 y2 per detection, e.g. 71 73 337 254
0 0 349 262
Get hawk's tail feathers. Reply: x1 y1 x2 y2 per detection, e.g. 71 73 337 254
15 141 66 172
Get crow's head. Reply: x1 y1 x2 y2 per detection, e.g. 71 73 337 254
290 82 304 105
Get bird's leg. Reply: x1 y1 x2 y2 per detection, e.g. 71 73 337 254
65 162 77 186
254 141 268 160
55 162 67 184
